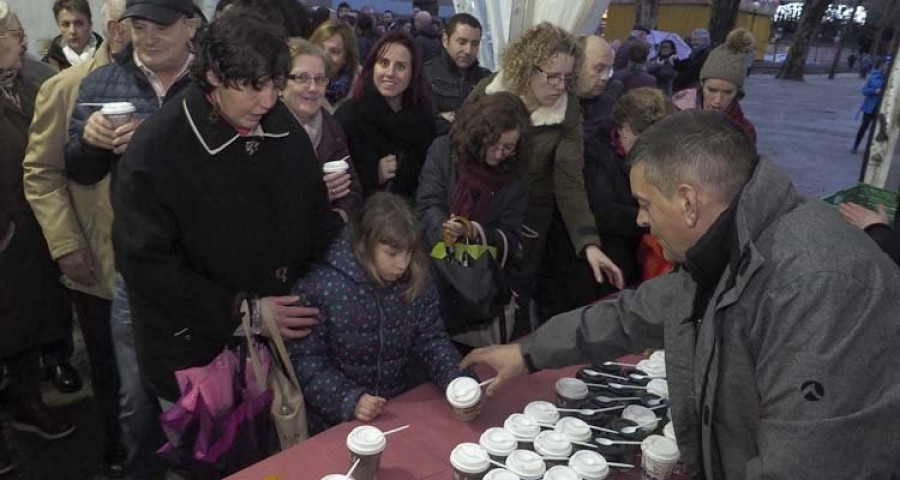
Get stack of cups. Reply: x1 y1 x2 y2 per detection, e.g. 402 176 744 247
101 102 136 128
346 426 386 480
483 469 519 480
533 431 573 468
505 450 546 480
555 378 589 409
503 414 541 450
640 435 680 480
480 428 517 463
450 443 490 480
523 401 560 428
553 417 593 450
568 450 610 480
542 465 581 479
446 377 483 422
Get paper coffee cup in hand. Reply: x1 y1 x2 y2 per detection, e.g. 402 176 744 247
101 102 136 128
323 159 350 174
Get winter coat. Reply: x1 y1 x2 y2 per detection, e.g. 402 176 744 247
860 69 885 115
23 41 116 300
673 87 757 144
423 50 491 135
673 45 711 93
335 83 436 198
470 72 600 255
611 64 657 93
113 83 343 401
66 44 192 186
0 70 70 357
648 56 677 96
864 212 900 266
42 32 104 71
288 231 464 433
312 108 363 217
413 27 443 64
580 93 616 142
522 158 900 479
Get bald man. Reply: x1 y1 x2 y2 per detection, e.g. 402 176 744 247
413 10 442 62
576 35 616 138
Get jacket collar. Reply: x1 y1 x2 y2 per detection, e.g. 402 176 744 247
439 49 482 78
485 71 568 127
182 84 291 156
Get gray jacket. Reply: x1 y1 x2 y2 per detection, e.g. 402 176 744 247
522 159 900 479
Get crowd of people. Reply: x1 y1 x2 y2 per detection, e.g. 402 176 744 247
1 0 899 479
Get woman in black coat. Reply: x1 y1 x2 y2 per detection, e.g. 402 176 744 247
336 32 436 199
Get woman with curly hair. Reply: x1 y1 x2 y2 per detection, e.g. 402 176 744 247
468 22 623 331
415 93 531 339
311 20 360 108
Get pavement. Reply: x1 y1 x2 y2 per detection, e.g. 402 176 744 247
0 72 873 480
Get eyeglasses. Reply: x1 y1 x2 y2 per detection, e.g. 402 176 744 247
287 73 330 87
535 66 574 87
490 141 517 157
0 29 24 41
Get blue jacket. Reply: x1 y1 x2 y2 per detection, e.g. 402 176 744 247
860 70 884 114
288 231 464 433
65 45 191 185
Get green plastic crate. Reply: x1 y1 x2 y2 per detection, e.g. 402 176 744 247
823 183 898 221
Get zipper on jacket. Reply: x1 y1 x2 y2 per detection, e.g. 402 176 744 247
374 294 385 396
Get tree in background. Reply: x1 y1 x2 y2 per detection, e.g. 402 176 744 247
777 0 831 80
636 0 660 30
709 0 743 45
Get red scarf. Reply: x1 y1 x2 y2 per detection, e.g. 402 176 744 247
608 124 627 158
450 161 509 222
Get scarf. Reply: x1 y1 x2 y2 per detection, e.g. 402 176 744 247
0 68 20 110
608 124 627 158
62 34 97 67
683 201 738 329
326 69 353 105
450 160 510 222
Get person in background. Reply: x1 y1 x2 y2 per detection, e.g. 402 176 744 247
400 18 412 36
672 28 711 92
839 201 900 265
416 93 531 339
310 5 331 31
356 14 379 62
289 192 468 433
610 40 656 94
575 35 616 140
234 0 312 40
382 9 396 31
311 20 360 108
282 38 363 222
424 12 490 135
43 0 104 71
413 10 442 63
648 39 677 96
337 1 351 20
23 0 131 476
0 2 77 475
612 23 650 71
860 52 873 78
469 22 624 334
673 28 756 144
335 32 436 198
851 60 889 154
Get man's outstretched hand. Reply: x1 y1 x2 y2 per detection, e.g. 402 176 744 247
460 344 528 397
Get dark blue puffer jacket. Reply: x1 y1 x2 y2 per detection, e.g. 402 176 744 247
287 231 464 433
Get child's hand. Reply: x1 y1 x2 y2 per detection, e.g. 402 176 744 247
354 394 387 422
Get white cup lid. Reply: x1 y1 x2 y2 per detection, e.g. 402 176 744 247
622 405 658 430
533 431 573 458
646 379 669 399
636 358 666 378
649 350 665 364
505 450 547 479
322 159 350 172
446 377 481 408
321 476 353 480
480 427 517 456
568 450 610 480
450 443 490 474
346 425 386 455
555 377 589 399
504 414 541 440
101 102 136 115
554 417 592 442
484 468 520 480
641 435 680 463
524 401 560 426
543 466 581 480
663 421 676 442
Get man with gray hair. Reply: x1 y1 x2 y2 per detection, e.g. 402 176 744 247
23 0 131 476
413 10 442 62
673 28 711 92
462 109 900 478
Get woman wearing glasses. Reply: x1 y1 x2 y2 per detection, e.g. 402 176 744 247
282 39 363 222
468 22 623 333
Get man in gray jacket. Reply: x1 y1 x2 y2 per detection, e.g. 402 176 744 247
462 110 900 479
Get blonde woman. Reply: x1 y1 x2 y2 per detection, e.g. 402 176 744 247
310 19 360 107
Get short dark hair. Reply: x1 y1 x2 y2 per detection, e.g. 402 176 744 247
628 40 650 63
446 12 481 38
233 0 311 38
628 110 759 203
352 32 432 109
53 0 92 21
338 2 351 10
451 92 529 171
192 10 291 93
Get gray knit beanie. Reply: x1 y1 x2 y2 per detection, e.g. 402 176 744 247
700 28 754 90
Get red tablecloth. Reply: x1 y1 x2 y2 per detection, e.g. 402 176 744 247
228 359 681 480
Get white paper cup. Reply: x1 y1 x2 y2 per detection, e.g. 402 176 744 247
543 465 581 480
446 377 482 421
450 443 490 480
553 417 592 445
322 159 350 174
346 426 386 480
663 421 676 443
480 427 517 462
504 414 541 449
505 449 546 480
568 450 610 480
555 378 589 409
636 358 666 379
622 404 659 432
533 431 573 467
101 101 136 128
646 379 669 400
640 435 679 480
649 350 665 364
484 468 519 480
524 401 560 427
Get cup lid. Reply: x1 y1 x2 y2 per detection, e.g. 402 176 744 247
568 450 610 479
504 414 541 440
555 377 589 399
646 379 669 399
553 417 592 442
533 431 573 458
523 401 560 426
450 443 490 474
346 425 386 454
505 450 546 478
322 159 350 172
484 468 520 480
446 377 481 408
663 421 676 441
641 435 680 462
649 350 665 364
543 465 581 480
101 102 136 115
622 405 657 430
480 427 517 456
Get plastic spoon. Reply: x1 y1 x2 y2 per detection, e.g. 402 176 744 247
557 405 627 415
593 395 643 403
608 383 649 390
595 437 643 446
582 369 630 381
603 361 637 368
346 458 361 478
571 440 600 449
479 454 527 478
461 377 496 396
382 425 410 436
648 404 668 411
607 462 635 469
619 419 661 434
586 425 620 435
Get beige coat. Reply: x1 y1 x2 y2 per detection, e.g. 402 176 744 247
23 42 115 299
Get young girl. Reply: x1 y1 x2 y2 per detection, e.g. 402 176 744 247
288 193 466 433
